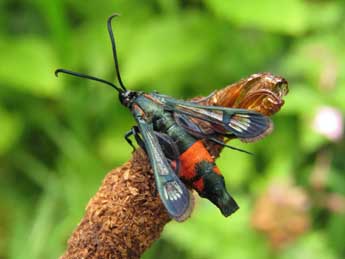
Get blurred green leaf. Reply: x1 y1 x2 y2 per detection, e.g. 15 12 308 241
0 107 22 154
123 13 214 86
327 214 345 255
97 133 132 163
281 86 325 115
305 2 343 31
205 0 307 34
217 145 254 188
0 37 61 97
163 196 269 259
279 232 337 259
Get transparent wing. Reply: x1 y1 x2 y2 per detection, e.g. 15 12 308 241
134 111 193 222
155 94 273 143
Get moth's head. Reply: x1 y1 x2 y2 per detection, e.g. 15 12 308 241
119 90 138 107
196 161 239 217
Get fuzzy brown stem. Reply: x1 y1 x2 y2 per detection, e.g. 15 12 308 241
60 149 171 259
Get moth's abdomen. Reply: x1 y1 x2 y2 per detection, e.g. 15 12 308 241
178 140 221 193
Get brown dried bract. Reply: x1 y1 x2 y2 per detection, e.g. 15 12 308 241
202 73 288 115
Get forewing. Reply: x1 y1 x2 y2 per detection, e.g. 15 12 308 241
156 94 273 143
134 114 193 221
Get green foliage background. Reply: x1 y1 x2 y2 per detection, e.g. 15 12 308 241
0 0 344 258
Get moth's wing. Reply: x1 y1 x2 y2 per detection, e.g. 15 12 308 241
154 132 180 161
154 132 181 176
173 112 217 138
135 114 193 221
156 94 273 143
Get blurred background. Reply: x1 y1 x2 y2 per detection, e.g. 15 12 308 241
1 0 345 258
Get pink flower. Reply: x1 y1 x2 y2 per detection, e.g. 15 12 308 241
313 106 343 141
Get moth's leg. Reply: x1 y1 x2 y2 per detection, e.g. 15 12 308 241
132 126 146 151
124 128 136 152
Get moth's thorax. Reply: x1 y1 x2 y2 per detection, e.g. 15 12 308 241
133 94 163 115
133 94 197 152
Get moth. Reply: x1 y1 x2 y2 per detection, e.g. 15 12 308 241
56 14 288 221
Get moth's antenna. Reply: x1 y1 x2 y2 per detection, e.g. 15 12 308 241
107 14 127 91
55 68 124 93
